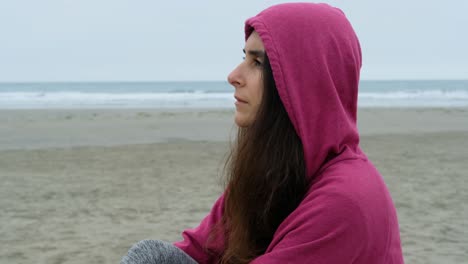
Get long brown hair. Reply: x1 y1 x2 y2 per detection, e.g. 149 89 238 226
220 54 308 263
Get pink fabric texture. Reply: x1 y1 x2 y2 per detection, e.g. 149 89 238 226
175 3 404 263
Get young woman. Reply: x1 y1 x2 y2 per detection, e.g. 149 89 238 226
122 3 404 264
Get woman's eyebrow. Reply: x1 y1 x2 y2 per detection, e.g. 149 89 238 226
243 48 265 58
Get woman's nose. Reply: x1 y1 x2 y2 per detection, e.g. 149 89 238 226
227 65 244 88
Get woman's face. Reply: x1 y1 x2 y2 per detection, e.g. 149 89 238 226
228 31 265 127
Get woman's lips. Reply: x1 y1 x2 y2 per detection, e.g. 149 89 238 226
234 96 248 104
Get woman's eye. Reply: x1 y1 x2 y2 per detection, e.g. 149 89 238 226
241 56 262 67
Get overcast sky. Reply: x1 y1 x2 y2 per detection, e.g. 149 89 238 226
0 0 467 82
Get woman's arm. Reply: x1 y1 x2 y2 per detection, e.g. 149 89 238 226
251 191 370 264
174 193 226 264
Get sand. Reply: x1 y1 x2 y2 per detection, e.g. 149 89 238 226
0 108 467 264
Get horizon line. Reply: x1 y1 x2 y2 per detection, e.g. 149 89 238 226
0 79 467 84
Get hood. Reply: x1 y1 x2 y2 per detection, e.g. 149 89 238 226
245 3 365 180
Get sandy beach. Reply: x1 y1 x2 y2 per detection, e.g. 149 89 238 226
1 108 467 264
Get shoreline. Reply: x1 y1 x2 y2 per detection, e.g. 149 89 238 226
1 107 467 151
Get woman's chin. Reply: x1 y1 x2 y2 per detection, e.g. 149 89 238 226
234 112 252 127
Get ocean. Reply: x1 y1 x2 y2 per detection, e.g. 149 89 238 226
0 80 467 109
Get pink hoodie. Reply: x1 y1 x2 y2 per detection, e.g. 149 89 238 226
175 3 404 263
